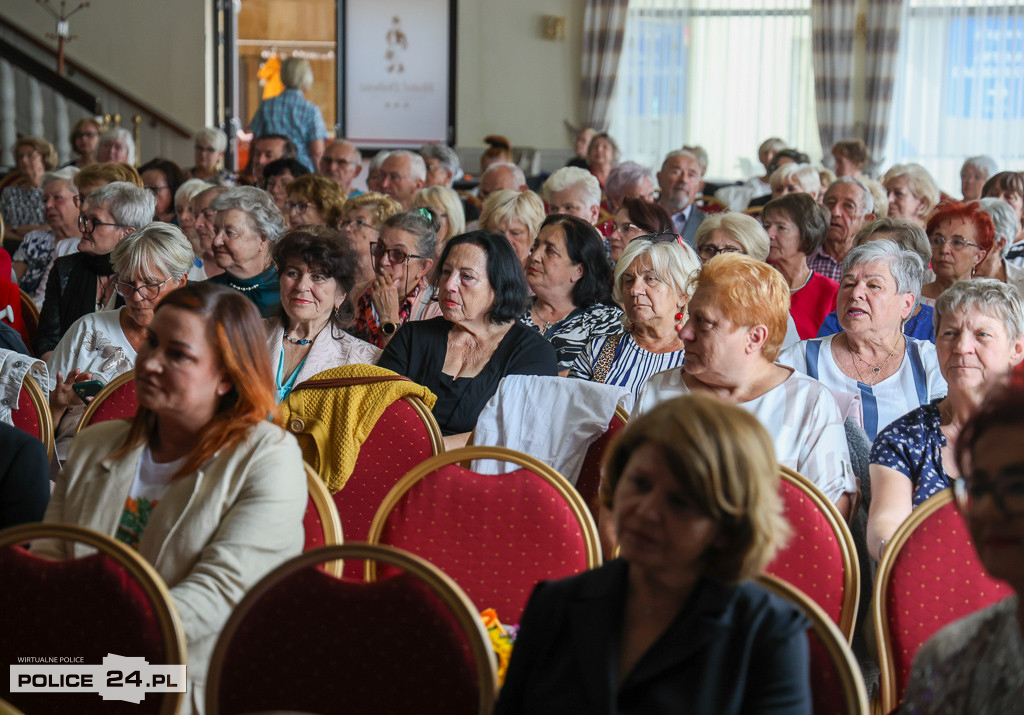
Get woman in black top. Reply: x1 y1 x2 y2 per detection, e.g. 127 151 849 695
378 231 558 449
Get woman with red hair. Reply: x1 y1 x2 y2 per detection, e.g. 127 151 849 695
920 201 995 307
35 282 307 712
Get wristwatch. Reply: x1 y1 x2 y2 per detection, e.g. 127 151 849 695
381 321 400 336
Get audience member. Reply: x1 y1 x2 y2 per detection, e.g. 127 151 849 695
695 211 770 264
419 143 461 188
12 169 81 306
174 178 211 261
960 155 997 202
248 57 327 171
715 136 787 210
768 163 821 201
656 150 705 246
542 167 601 224
263 156 310 213
74 161 143 203
411 186 466 255
1 136 57 242
190 185 229 279
284 174 345 229
188 127 237 185
64 118 102 170
477 162 528 203
920 201 994 307
480 134 514 173
882 163 940 228
479 189 545 266
983 171 1024 252
609 198 674 264
975 197 1024 295
810 176 876 282
246 133 296 186
365 150 390 193
566 127 594 169
139 158 185 224
319 139 363 196
378 150 427 210
338 192 403 312
586 131 619 189
831 138 870 180
96 127 135 165
0 422 49 530
604 161 657 214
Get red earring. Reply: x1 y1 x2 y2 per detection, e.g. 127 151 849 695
675 312 684 330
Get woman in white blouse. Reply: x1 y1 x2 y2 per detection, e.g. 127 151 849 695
636 253 856 517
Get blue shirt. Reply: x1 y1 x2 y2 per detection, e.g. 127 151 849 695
817 304 936 343
249 89 328 171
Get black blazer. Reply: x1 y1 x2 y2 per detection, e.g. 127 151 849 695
495 559 812 715
0 421 49 529
33 253 124 355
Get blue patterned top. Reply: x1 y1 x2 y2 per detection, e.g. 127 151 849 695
870 398 950 507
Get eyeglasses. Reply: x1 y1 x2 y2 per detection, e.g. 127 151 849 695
610 221 640 235
930 236 981 251
284 201 314 213
74 131 99 140
78 215 130 233
371 242 426 265
114 277 172 300
697 244 744 261
629 232 684 247
144 185 170 195
321 157 354 167
953 472 1024 516
194 145 218 154
340 218 378 231
72 195 83 207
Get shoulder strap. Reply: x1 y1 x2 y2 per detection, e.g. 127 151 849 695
289 374 410 394
592 332 624 384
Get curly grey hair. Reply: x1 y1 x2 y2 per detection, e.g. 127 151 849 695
209 186 287 243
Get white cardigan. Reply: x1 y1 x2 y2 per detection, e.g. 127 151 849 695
265 318 382 387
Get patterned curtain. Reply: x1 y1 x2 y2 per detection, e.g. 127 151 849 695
581 0 631 132
810 0 857 158
863 0 903 174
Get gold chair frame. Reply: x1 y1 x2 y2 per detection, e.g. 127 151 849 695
366 445 603 582
17 373 53 462
304 462 344 577
17 288 38 339
75 369 136 434
756 573 870 715
205 542 499 715
403 393 446 454
779 466 861 643
0 523 187 715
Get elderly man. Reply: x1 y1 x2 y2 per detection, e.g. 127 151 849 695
248 57 328 172
419 144 461 188
656 149 705 246
319 139 362 197
379 149 426 209
247 134 296 187
478 162 527 203
809 177 876 282
13 168 81 307
541 166 601 224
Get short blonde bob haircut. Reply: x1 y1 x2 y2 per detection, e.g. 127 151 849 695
412 185 466 242
480 189 546 242
286 174 347 226
881 163 940 216
111 221 195 282
612 236 700 310
600 393 790 584
340 191 403 229
693 212 770 262
74 162 143 189
691 253 790 361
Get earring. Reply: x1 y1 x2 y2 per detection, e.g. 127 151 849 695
675 312 685 330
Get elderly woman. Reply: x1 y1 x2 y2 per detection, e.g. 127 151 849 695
12 169 81 306
249 57 327 171
778 241 946 441
65 118 102 169
207 186 288 317
1 136 58 241
47 222 192 458
188 126 237 185
190 185 228 280
34 182 156 357
174 178 212 280
586 132 619 190
284 174 345 229
351 209 440 348
960 155 997 202
139 158 185 224
868 279 1024 560
412 185 466 254
637 254 855 516
96 127 135 165
920 201 994 307
817 217 937 341
983 171 1024 247
480 189 545 266
379 231 558 448
694 211 770 264
521 214 623 374
901 379 1024 712
974 198 1024 296
496 393 811 714
882 163 940 227
762 193 838 339
604 161 657 214
266 226 380 401
570 235 698 404
74 161 143 200
37 282 307 710
768 162 822 201
339 191 403 306
608 197 674 264
831 139 870 180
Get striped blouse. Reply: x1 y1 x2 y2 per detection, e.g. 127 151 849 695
569 331 685 409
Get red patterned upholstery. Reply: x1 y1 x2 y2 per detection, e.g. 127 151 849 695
334 396 439 579
575 409 627 522
877 491 1011 709
81 377 138 429
209 545 495 715
372 462 593 624
10 385 41 440
0 545 173 715
765 474 856 639
303 495 326 550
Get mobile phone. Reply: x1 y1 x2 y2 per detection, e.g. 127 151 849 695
72 379 106 401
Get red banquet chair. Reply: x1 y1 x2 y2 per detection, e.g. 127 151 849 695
756 574 869 714
367 446 602 625
575 405 629 522
206 543 498 715
0 523 187 715
76 370 138 433
9 372 53 461
765 467 860 642
873 489 1012 713
302 462 343 569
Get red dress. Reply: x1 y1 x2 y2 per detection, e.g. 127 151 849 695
790 271 838 340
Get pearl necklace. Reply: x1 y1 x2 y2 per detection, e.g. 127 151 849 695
283 330 312 345
228 280 261 292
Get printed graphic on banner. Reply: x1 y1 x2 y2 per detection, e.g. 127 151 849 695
10 653 186 704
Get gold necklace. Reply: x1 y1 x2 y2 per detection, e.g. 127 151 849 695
849 335 902 383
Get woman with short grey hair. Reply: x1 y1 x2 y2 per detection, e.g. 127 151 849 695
869 278 1024 560
46 222 193 459
974 197 1024 295
96 127 135 165
207 186 287 316
778 240 946 442
189 126 237 185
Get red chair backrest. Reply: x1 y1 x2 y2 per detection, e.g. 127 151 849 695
575 409 626 520
303 495 326 551
333 396 439 579
84 379 138 427
374 464 592 624
882 496 1011 702
10 385 42 440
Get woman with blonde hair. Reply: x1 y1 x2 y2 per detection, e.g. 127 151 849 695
412 185 466 254
479 189 545 266
694 211 770 263
1 136 59 241
496 393 811 714
284 174 345 229
882 163 940 227
338 191 404 309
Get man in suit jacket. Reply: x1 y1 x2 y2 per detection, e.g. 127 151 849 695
657 149 706 248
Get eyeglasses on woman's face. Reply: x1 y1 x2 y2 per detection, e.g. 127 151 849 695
284 201 315 214
340 217 377 231
954 470 1024 517
78 214 130 234
114 276 172 300
697 244 743 262
929 235 981 252
370 242 425 265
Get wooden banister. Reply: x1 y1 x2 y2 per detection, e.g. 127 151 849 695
0 36 100 113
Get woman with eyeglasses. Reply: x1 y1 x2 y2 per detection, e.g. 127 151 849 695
762 193 839 339
868 279 1024 561
607 197 674 264
693 211 771 265
920 202 995 308
569 233 698 405
521 214 622 375
284 174 345 230
33 182 156 358
187 126 237 185
338 192 403 314
64 118 101 170
351 209 441 348
47 222 192 459
900 376 1024 713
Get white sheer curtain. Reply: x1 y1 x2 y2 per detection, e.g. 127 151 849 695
608 0 821 182
884 0 1024 193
